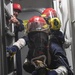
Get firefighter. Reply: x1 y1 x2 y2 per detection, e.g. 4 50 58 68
8 3 24 75
7 15 49 72
7 16 68 75
9 3 24 41
41 8 71 48
41 8 73 75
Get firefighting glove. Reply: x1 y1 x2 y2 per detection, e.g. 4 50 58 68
47 66 68 75
6 45 18 57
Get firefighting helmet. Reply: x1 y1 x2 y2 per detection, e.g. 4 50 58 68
13 3 22 12
27 16 49 33
41 8 57 24
48 17 61 30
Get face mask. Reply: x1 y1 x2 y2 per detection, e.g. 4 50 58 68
28 31 48 58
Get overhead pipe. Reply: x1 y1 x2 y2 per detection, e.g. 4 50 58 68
22 8 45 14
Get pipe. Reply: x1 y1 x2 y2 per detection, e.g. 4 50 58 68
4 3 11 19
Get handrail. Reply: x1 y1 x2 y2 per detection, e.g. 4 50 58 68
22 8 45 14
4 3 15 37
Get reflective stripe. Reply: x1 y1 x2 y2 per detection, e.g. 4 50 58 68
13 38 26 49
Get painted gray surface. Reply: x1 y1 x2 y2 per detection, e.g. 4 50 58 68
69 0 75 74
13 0 53 8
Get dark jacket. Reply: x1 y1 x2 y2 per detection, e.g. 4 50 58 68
14 18 24 41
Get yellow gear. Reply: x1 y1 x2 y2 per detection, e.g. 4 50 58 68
41 14 47 18
48 17 61 30
23 20 28 29
23 20 28 34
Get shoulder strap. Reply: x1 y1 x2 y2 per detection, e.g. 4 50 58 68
46 35 51 66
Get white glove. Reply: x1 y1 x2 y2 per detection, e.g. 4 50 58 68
54 66 68 75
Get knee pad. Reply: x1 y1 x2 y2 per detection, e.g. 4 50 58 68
23 58 35 73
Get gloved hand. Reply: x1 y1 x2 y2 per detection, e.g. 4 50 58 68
6 45 18 57
47 66 68 75
63 41 71 48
